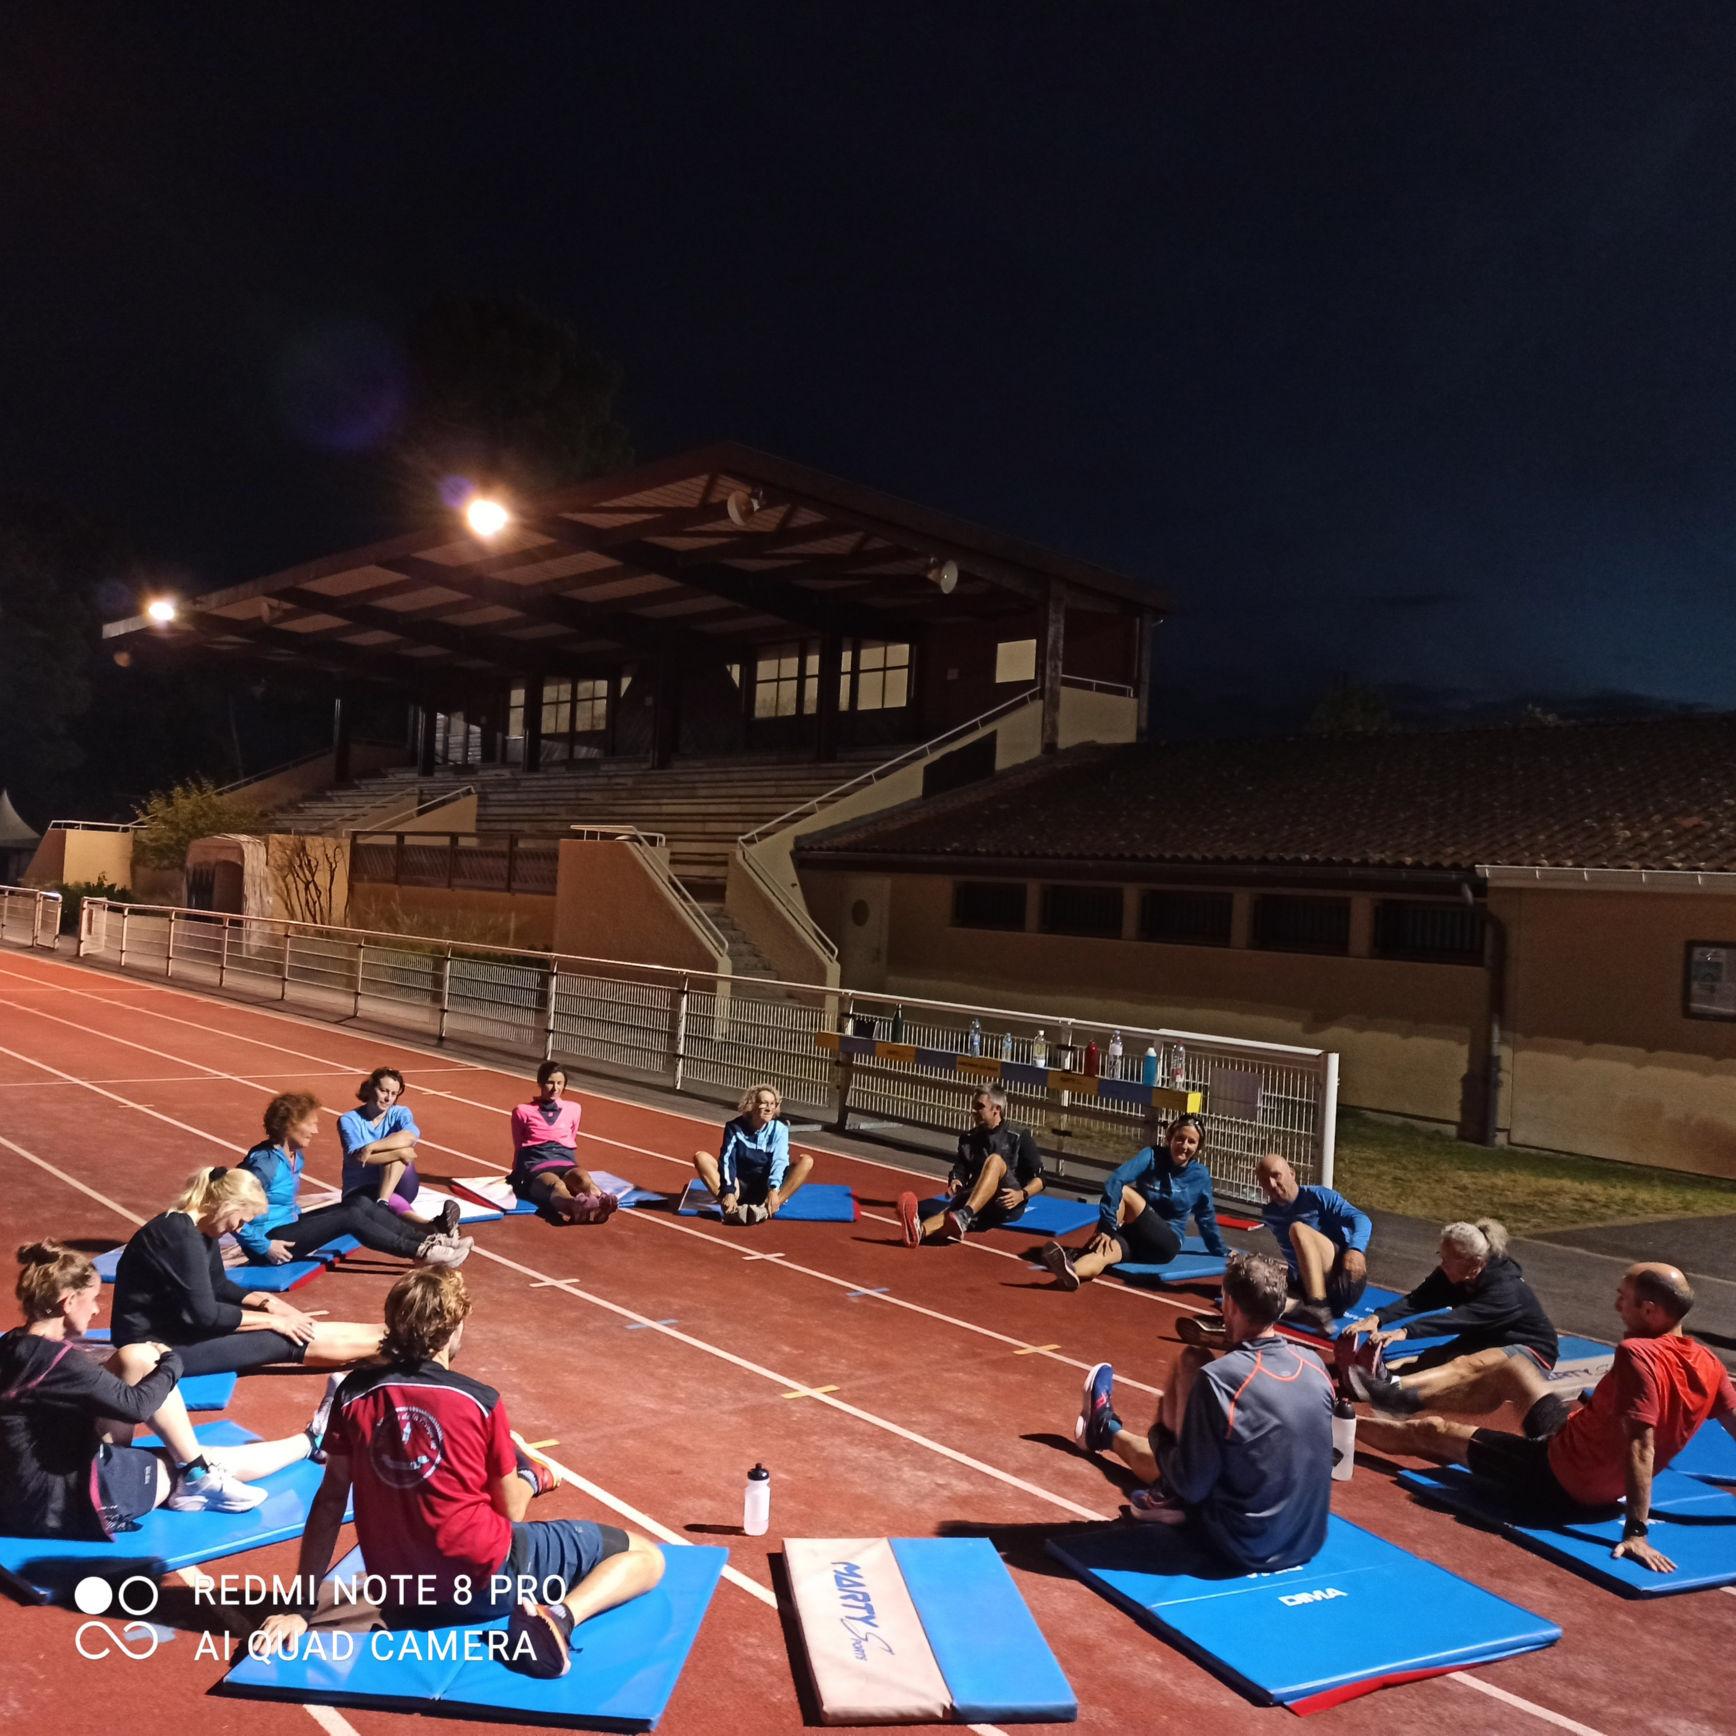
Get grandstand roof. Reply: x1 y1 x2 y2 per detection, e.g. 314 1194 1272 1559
103 444 1165 688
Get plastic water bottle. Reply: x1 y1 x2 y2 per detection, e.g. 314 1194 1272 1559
1083 1039 1099 1077
1169 1042 1187 1091
890 1005 905 1042
1331 1402 1356 1483
999 1030 1014 1060
967 1017 983 1057
743 1462 771 1535
1032 1028 1048 1067
1107 1030 1123 1079
1142 1043 1159 1086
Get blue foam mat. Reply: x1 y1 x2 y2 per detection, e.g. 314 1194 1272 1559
1279 1286 1405 1340
678 1180 858 1222
889 1537 1076 1722
1397 1464 1736 1596
919 1193 1099 1236
0 1421 348 1604
1111 1235 1227 1287
1676 1420 1736 1485
222 1541 726 1731
1049 1515 1559 1707
93 1235 359 1287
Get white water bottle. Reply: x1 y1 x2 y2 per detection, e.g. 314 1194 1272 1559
1331 1402 1356 1483
743 1462 771 1535
1107 1030 1123 1078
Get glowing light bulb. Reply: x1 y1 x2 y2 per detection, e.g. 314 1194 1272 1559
465 497 510 539
145 598 178 624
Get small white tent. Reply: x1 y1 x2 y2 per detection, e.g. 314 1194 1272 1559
0 791 40 883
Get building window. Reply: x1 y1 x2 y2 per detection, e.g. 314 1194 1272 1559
995 638 1037 684
1138 890 1233 946
1039 883 1124 939
505 684 526 765
572 678 608 733
952 880 1027 931
840 640 910 712
753 641 818 718
1685 942 1736 1020
1252 894 1351 954
541 681 571 736
1373 900 1486 964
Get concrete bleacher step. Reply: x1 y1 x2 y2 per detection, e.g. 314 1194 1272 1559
700 903 778 981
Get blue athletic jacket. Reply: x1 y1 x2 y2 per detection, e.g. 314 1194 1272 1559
236 1140 304 1258
1262 1185 1372 1279
717 1115 790 1195
1096 1148 1227 1254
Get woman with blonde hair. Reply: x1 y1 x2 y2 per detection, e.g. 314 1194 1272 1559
0 1241 330 1538
113 1166 384 1375
691 1083 813 1224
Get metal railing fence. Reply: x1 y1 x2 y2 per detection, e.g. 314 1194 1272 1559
0 885 63 949
75 899 1337 1202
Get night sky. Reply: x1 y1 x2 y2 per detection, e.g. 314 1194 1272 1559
7 3 1736 734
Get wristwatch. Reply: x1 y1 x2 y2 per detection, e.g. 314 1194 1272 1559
1621 1518 1649 1539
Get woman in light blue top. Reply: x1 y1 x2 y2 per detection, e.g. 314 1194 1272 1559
336 1067 460 1239
691 1083 814 1225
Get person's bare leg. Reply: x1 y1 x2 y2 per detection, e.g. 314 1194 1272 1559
205 1432 315 1481
1396 1346 1531 1410
301 1323 385 1368
1072 1240 1123 1281
1107 1427 1159 1484
562 1532 665 1627
98 1344 199 1458
961 1153 1007 1218
1289 1222 1336 1303
694 1151 727 1201
777 1153 815 1205
1357 1414 1479 1464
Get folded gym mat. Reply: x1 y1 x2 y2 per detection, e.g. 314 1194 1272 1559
1111 1235 1228 1288
451 1170 661 1215
1397 1464 1736 1596
918 1193 1099 1236
786 1537 1075 1724
1279 1286 1406 1340
222 1541 725 1731
0 1421 348 1604
1049 1516 1558 1713
1675 1419 1736 1485
404 1186 502 1226
93 1235 359 1287
678 1180 858 1222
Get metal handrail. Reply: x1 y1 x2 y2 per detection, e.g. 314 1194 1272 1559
738 688 1042 846
570 823 670 848
48 818 135 832
0 883 63 948
1059 673 1136 696
348 784 477 837
732 841 840 963
213 747 332 797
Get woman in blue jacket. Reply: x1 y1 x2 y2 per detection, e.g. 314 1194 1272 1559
1041 1112 1226 1290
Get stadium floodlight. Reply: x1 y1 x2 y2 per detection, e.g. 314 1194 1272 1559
145 597 179 624
464 496 511 539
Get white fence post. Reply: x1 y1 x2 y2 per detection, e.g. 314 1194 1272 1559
165 911 177 979
438 946 453 1043
280 925 290 1001
543 960 559 1062
1318 1051 1340 1190
218 919 230 989
118 905 129 970
671 975 690 1091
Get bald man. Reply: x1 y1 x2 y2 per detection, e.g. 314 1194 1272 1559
1359 1262 1736 1574
1254 1152 1372 1333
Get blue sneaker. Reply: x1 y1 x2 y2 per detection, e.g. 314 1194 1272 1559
1076 1361 1120 1452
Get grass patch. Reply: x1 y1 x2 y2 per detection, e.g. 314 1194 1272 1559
1333 1111 1736 1234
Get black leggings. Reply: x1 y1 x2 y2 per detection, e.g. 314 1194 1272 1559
1116 1209 1183 1265
173 1330 308 1376
263 1197 427 1262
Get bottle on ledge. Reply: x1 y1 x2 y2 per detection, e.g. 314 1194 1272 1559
890 1004 905 1042
1083 1038 1100 1078
1032 1028 1049 1067
999 1030 1014 1060
1107 1029 1124 1079
1142 1043 1159 1087
967 1017 983 1057
1169 1041 1187 1091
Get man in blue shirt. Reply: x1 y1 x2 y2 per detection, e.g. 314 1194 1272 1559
1074 1251 1335 1568
1040 1112 1227 1290
692 1083 813 1225
1255 1151 1372 1335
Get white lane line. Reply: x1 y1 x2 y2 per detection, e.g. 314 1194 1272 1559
1447 1672 1608 1734
0 1013 1117 1524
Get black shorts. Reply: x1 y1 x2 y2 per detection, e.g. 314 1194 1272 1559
1466 1394 1578 1514
517 1167 577 1208
1116 1211 1182 1265
96 1443 163 1529
173 1330 308 1376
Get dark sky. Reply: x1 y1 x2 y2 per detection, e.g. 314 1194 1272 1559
7 2 1736 729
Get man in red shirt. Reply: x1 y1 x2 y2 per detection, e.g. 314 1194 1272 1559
257 1269 664 1676
1360 1261 1736 1573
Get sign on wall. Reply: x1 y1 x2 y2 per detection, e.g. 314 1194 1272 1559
1684 942 1736 1020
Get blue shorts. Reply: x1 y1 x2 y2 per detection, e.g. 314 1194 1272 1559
489 1519 628 1613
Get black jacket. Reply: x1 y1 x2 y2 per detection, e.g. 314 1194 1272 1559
0 1329 182 1539
953 1121 1044 1190
1374 1255 1558 1363
114 1212 252 1347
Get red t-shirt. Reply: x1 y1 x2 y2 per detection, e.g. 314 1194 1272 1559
327 1361 515 1604
1548 1334 1736 1506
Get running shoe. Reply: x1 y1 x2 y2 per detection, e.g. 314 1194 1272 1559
1348 1364 1421 1415
1040 1242 1080 1291
1128 1485 1188 1526
168 1462 269 1513
1284 1299 1337 1336
306 1370 345 1463
940 1209 970 1244
506 1597 575 1678
1075 1361 1120 1453
896 1191 922 1247
422 1237 471 1270
512 1437 561 1497
1176 1314 1226 1348
438 1199 464 1238
742 1202 770 1225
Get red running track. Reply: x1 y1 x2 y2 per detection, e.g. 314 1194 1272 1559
0 946 1727 1736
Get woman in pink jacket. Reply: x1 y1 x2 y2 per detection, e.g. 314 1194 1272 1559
509 1062 616 1224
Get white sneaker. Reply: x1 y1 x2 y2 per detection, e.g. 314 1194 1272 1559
168 1462 268 1513
422 1236 472 1269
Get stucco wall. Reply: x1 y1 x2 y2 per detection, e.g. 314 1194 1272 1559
553 840 725 972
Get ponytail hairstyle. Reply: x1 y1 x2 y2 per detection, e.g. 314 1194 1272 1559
1441 1218 1509 1266
358 1066 406 1104
16 1240 96 1322
382 1268 471 1364
263 1091 320 1144
173 1165 268 1220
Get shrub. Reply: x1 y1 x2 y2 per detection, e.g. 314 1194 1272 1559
53 876 136 932
130 779 264 870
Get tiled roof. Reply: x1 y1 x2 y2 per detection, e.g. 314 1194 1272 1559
795 715 1736 873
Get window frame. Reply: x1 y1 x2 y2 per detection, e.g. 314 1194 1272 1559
951 880 1029 933
1136 888 1234 947
1250 893 1352 956
1038 882 1125 940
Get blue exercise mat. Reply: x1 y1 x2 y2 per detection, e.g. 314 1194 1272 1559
918 1193 1099 1236
1111 1235 1227 1288
70 1339 243 1412
889 1537 1076 1722
1049 1515 1559 1711
678 1180 858 1222
1278 1286 1406 1340
1397 1464 1736 1596
222 1541 726 1730
0 1421 348 1604
1676 1419 1736 1485
93 1235 358 1287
